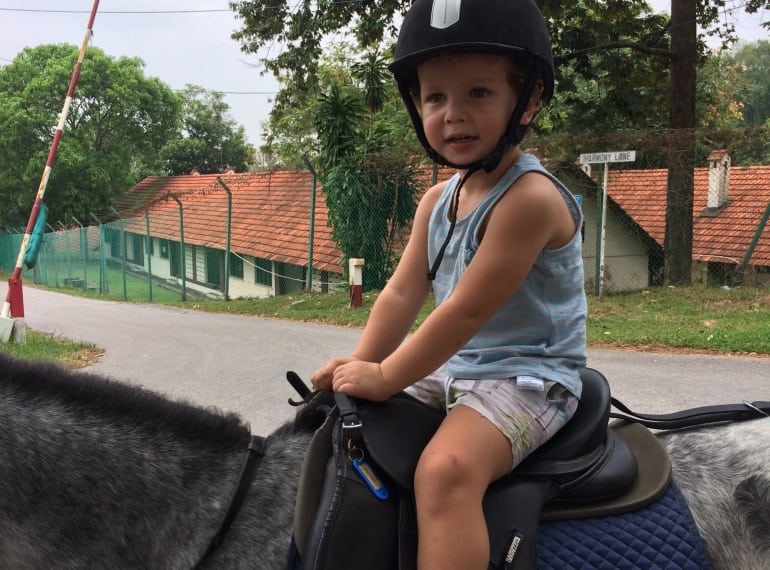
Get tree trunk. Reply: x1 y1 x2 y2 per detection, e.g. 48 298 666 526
664 0 697 284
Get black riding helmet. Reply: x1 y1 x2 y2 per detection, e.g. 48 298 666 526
389 0 555 172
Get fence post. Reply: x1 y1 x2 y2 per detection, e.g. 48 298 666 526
72 215 88 291
302 156 317 292
110 207 128 301
216 177 232 300
144 207 153 302
349 258 365 308
90 213 108 294
168 192 187 302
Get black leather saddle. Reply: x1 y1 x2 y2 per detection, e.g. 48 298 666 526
338 367 668 570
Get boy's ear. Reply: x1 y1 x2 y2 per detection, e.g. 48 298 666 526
410 89 423 116
519 80 544 125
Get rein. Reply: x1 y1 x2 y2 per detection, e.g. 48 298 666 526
192 434 267 568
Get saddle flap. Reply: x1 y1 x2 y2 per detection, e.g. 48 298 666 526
355 394 444 490
293 412 337 557
542 420 672 520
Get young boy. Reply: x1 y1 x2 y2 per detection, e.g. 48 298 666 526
311 1 586 568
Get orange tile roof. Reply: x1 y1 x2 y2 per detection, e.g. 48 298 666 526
117 172 341 273
607 166 770 267
116 165 459 275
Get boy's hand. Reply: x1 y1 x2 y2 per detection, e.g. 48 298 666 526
332 360 392 402
310 356 359 391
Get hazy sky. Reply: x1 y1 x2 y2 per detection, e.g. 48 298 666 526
1 1 279 147
1 1 767 148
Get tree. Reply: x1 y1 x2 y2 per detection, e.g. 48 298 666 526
728 40 770 127
257 44 418 168
314 52 420 290
160 85 254 174
0 44 180 227
233 1 674 140
230 0 770 284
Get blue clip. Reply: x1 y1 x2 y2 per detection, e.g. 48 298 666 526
352 457 390 500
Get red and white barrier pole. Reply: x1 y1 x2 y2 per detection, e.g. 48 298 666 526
1 0 100 323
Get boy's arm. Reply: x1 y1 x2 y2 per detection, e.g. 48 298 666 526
311 183 441 390
351 183 439 360
334 173 574 398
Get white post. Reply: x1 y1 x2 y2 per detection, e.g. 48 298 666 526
598 163 609 296
349 258 365 308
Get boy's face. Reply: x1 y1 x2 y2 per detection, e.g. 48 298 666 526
414 53 533 167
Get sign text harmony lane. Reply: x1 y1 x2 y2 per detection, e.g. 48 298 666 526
579 151 637 164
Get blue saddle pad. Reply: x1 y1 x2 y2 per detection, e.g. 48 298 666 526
536 481 710 569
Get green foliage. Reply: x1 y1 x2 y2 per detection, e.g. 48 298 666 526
230 0 406 114
323 154 419 290
313 50 420 290
160 85 254 174
0 44 180 227
259 43 418 167
727 40 770 127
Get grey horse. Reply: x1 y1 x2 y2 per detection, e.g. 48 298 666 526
0 353 768 569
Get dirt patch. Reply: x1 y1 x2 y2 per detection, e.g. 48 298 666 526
66 347 105 369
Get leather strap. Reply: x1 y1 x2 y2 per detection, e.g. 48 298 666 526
610 397 770 430
193 435 266 567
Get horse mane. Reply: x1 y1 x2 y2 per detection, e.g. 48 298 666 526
0 353 251 450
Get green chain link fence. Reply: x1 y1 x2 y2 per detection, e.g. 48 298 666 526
2 142 769 303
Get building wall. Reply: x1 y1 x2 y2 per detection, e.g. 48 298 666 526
581 192 650 293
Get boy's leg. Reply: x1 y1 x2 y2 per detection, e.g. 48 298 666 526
413 378 578 570
413 403 512 570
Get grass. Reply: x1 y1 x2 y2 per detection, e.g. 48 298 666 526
3 280 769 363
176 283 770 356
586 285 770 355
31 261 185 304
0 328 102 367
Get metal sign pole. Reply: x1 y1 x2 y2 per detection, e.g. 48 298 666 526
598 163 610 296
578 150 637 297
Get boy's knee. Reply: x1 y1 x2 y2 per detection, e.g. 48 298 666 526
414 450 477 502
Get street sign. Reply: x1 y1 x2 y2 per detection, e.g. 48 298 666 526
579 150 636 164
577 150 637 297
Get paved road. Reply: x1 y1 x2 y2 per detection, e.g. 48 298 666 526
12 286 770 435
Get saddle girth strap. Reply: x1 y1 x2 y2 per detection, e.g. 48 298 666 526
610 397 770 430
193 434 267 568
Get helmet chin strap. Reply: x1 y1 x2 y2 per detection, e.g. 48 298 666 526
426 167 478 280
425 66 541 281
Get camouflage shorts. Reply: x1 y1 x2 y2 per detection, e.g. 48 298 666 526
405 366 579 469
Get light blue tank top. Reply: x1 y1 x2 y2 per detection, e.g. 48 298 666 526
427 154 586 397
